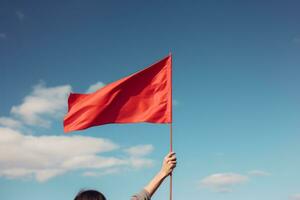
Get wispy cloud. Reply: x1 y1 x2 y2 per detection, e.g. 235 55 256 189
16 11 25 21
0 117 22 129
124 144 154 168
248 170 271 177
0 33 7 40
200 169 271 193
0 82 155 182
200 173 248 193
0 125 154 182
86 81 106 93
290 194 300 200
10 82 71 127
82 168 121 177
124 144 154 157
0 126 118 182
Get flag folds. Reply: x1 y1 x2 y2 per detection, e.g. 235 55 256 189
64 55 172 133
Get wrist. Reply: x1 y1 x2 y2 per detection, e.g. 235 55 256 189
158 170 168 179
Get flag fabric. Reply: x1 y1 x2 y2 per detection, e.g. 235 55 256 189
64 55 172 133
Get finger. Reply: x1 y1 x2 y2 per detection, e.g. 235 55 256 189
168 161 177 166
170 164 176 169
167 158 177 163
167 160 173 164
167 153 176 158
167 156 177 162
165 153 172 159
169 156 177 161
167 152 176 157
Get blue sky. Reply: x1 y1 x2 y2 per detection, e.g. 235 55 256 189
1 0 300 200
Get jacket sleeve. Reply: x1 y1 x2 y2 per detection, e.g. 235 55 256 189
131 189 151 200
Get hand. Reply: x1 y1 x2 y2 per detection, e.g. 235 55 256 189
160 152 177 178
143 152 177 197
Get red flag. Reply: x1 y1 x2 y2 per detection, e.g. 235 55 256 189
64 55 172 133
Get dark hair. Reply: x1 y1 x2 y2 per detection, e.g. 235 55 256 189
74 189 106 200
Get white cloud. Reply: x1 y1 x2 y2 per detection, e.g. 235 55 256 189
0 126 154 182
82 168 121 177
11 83 71 127
0 117 22 129
125 144 154 157
124 145 154 169
0 126 119 181
16 11 25 21
290 194 300 200
128 157 154 168
86 81 106 93
248 170 271 177
0 33 7 40
0 82 155 182
200 173 248 193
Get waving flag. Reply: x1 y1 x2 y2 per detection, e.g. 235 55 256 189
64 55 172 133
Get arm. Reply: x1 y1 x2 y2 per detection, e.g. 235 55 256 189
131 152 177 200
144 152 177 197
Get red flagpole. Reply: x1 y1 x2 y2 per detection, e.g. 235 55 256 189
170 123 173 200
169 53 173 200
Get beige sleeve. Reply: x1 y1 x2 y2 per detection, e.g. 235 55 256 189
131 189 151 200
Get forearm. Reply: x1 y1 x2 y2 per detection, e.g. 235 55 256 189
141 152 176 198
144 170 167 197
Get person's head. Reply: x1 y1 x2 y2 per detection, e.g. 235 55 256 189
74 189 106 200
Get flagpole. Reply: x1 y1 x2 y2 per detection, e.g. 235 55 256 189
169 53 173 200
170 123 173 200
